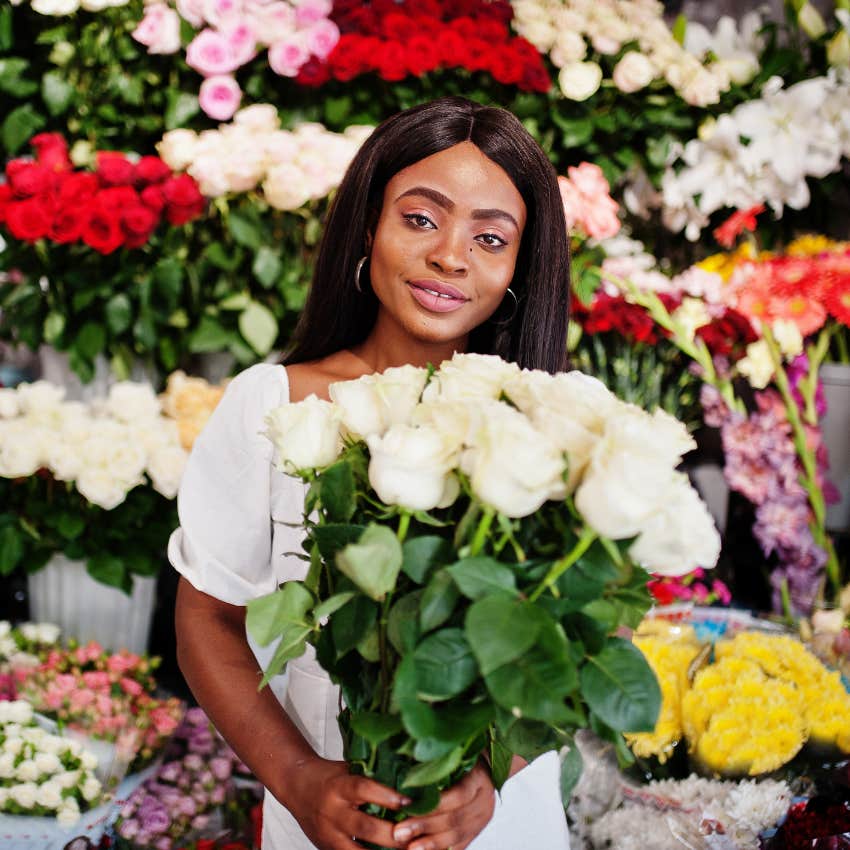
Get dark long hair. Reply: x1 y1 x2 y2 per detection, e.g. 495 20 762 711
284 96 570 373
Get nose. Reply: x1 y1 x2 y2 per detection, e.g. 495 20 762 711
426 226 468 275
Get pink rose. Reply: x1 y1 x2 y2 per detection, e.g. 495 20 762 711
268 33 309 76
220 19 257 65
566 163 610 198
176 0 205 27
202 0 242 28
558 164 621 240
581 196 621 240
120 677 144 697
249 1 295 45
186 29 242 76
198 74 242 120
557 175 582 231
303 18 339 60
82 670 111 689
294 0 332 28
132 3 181 54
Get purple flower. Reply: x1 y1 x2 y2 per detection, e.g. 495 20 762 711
158 762 182 783
140 805 171 835
183 753 203 772
118 819 140 840
209 756 232 781
154 837 173 850
191 814 210 831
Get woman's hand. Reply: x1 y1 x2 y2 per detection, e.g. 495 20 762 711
284 756 411 850
391 761 496 850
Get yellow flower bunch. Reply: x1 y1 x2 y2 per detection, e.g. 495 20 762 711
160 371 227 450
786 234 847 257
629 625 850 776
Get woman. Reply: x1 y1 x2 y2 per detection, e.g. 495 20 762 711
170 97 572 850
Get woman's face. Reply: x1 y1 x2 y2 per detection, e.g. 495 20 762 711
367 141 527 348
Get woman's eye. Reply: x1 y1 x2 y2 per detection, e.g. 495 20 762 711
403 213 435 229
477 233 507 248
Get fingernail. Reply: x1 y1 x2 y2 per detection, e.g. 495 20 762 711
394 826 412 841
399 796 412 806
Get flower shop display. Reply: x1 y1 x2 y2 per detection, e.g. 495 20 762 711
159 371 227 451
246 351 720 821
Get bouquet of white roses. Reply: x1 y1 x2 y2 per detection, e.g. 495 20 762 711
247 353 720 825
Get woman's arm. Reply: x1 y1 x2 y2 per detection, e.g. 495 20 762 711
175 577 410 850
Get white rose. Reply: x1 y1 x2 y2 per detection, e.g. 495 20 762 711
76 468 134 510
156 129 199 172
81 774 101 801
265 395 341 472
575 406 696 538
0 753 14 778
16 381 65 414
56 769 81 789
0 389 19 418
412 399 483 449
147 444 188 499
234 103 280 132
330 365 428 439
31 0 79 13
106 381 162 423
10 781 38 809
423 353 521 403
0 421 45 477
462 406 567 518
550 30 587 67
35 751 62 775
0 635 13 657
3 737 22 756
737 340 774 390
36 780 63 810
558 61 603 101
0 700 33 725
628 474 721 575
57 798 81 827
263 163 312 210
612 51 656 93
16 759 39 781
516 18 557 52
35 622 61 644
366 424 459 511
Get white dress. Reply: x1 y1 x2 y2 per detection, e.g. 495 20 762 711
168 363 571 850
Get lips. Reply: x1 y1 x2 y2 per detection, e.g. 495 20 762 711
407 279 469 314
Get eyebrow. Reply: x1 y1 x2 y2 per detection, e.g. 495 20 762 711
395 186 520 231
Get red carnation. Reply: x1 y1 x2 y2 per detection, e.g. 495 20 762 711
376 39 408 81
5 197 52 242
162 174 205 225
96 151 135 187
713 204 764 249
121 204 159 248
57 172 100 206
140 184 167 214
696 308 757 358
30 133 71 174
48 205 85 244
381 12 418 41
81 205 125 254
133 156 172 187
436 29 467 67
449 16 479 40
6 161 52 199
296 56 331 87
463 38 492 72
405 35 442 76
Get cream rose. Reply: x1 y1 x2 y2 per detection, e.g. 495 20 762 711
156 129 199 172
147 444 189 499
0 389 19 418
366 424 458 511
265 395 341 472
10 781 38 809
105 382 162 423
558 61 603 101
423 353 521 403
612 51 656 93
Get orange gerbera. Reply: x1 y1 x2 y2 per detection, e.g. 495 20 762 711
772 293 828 336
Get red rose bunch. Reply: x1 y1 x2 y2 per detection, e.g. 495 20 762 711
0 133 205 255
298 0 550 92
572 291 680 345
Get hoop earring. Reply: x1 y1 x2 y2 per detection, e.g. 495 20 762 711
354 256 368 293
494 287 518 325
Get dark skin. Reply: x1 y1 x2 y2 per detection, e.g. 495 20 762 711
175 143 528 850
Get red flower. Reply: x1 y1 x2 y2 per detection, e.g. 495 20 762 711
6 161 52 199
296 56 331 86
30 133 71 174
436 29 467 66
409 0 444 20
376 39 408 81
140 184 167 214
648 579 677 606
488 47 523 85
4 198 52 241
194 841 216 850
463 38 492 72
96 151 135 187
405 34 442 76
133 156 172 186
121 204 159 248
372 0 404 16
48 205 85 244
381 11 418 41
57 172 99 205
0 184 12 224
522 59 552 93
97 186 141 215
335 5 379 35
162 174 205 225
449 16 479 40
81 205 125 254
474 17 510 43
695 308 757 358
328 34 375 81
713 204 765 249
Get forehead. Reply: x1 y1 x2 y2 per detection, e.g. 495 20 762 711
383 141 526 224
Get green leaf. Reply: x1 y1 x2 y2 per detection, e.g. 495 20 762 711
87 555 128 593
239 301 278 356
489 731 514 791
331 595 378 657
252 246 282 289
560 739 584 804
320 461 355 523
402 747 463 788
465 596 542 676
259 625 311 686
350 711 403 746
41 71 74 116
336 524 403 601
165 90 200 130
419 569 459 633
43 311 65 345
580 638 661 732
74 322 106 360
105 294 132 335
323 95 351 125
312 523 366 561
413 628 478 701
402 536 452 584
56 513 85 541
246 582 313 646
447 556 517 600
499 716 556 763
0 7 12 51
154 258 183 306
2 104 46 154
312 592 356 621
219 292 251 311
188 315 233 353
356 625 380 662
0 59 37 97
387 590 422 654
0 524 23 576
228 212 262 250
204 241 241 271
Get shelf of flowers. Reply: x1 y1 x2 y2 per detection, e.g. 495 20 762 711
0 620 261 850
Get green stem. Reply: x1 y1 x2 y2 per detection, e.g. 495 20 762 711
798 328 832 426
836 328 850 364
780 578 794 624
469 508 495 557
529 527 597 602
397 511 411 544
378 592 393 714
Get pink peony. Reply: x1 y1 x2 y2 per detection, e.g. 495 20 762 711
268 33 310 76
132 3 181 54
186 29 242 77
198 75 242 120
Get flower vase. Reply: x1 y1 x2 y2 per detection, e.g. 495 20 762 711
27 554 156 654
38 345 160 402
820 363 850 533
